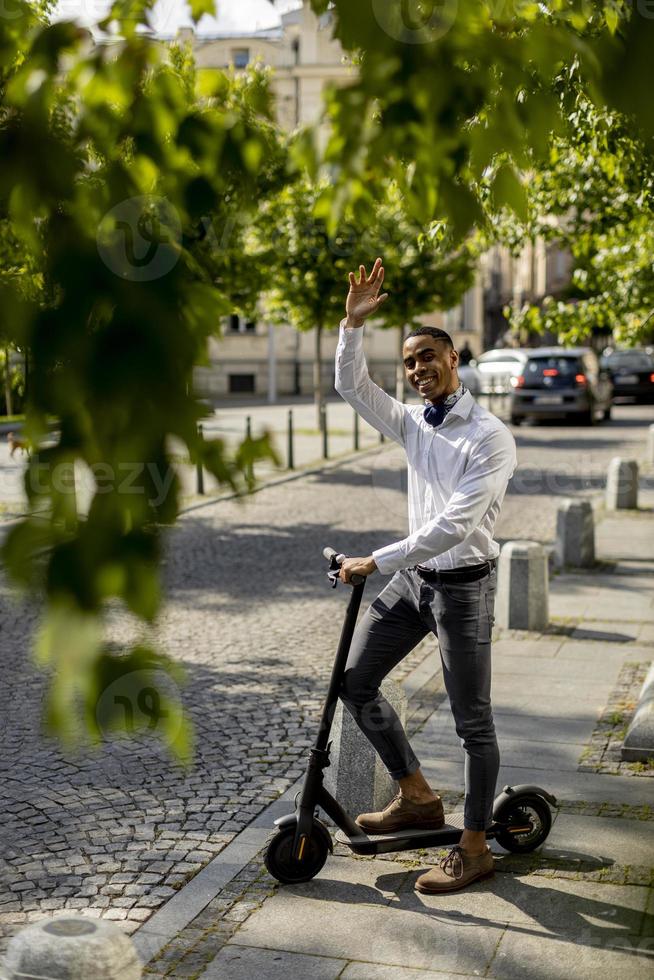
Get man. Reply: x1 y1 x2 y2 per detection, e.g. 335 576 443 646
458 341 474 366
334 258 517 894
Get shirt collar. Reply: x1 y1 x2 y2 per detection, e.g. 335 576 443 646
423 384 473 425
442 388 475 422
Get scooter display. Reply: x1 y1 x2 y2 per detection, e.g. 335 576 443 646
264 548 557 884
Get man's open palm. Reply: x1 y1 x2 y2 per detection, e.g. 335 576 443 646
346 257 389 325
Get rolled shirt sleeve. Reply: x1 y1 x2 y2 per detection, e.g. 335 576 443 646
334 319 406 446
372 425 517 575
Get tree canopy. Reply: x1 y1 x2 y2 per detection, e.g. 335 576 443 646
1 0 652 753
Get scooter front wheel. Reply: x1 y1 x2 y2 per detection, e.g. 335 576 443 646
494 795 552 853
265 825 330 884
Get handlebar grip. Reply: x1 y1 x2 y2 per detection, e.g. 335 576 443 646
323 547 339 562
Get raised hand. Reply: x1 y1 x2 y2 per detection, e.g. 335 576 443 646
345 257 389 327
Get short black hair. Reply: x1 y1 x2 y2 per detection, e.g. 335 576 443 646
405 326 454 348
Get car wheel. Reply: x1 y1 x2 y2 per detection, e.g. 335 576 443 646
510 414 523 426
603 404 612 421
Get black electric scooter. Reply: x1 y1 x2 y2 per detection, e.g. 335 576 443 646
264 548 558 884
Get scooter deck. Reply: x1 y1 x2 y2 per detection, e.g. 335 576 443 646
334 812 469 854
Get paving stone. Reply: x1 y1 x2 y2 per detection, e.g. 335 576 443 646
199 945 346 979
341 966 481 980
490 926 653 980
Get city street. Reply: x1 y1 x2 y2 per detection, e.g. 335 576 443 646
0 402 653 955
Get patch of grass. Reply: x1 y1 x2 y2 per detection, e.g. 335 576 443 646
627 759 654 773
608 711 624 726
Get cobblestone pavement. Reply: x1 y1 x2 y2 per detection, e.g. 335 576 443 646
1 403 653 954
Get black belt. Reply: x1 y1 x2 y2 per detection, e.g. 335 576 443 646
415 559 496 584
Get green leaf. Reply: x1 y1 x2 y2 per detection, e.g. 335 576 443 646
189 0 217 23
490 164 529 222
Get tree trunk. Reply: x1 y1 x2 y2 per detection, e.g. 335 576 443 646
395 324 407 402
3 347 13 417
314 322 324 431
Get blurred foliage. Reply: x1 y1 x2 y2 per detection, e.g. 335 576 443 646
497 73 654 346
0 0 284 756
302 0 652 234
1 0 653 754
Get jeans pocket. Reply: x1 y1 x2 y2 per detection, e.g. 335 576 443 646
482 581 496 642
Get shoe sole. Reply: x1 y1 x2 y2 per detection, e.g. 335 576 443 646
356 818 446 835
415 869 494 894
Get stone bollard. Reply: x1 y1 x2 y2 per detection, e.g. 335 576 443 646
496 541 549 631
648 425 654 467
324 679 407 818
621 662 654 762
555 498 595 568
2 917 142 980
605 457 639 510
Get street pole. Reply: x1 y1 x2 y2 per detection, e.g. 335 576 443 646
321 404 328 460
287 409 294 470
196 423 205 495
245 415 253 483
267 322 277 405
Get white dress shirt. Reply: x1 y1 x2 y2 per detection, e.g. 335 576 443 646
334 321 517 576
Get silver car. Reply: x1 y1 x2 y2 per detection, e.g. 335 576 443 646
475 349 529 394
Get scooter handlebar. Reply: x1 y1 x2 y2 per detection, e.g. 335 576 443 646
323 547 365 587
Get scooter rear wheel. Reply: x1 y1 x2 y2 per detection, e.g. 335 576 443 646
265 825 330 884
494 795 552 853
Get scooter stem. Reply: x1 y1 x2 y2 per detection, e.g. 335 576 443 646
314 579 366 753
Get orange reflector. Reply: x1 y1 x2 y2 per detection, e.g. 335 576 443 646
297 835 307 860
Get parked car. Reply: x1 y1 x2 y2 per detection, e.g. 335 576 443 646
457 362 484 396
475 349 529 394
600 348 654 403
509 348 613 425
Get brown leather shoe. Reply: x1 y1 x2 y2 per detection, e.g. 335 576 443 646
415 844 494 894
356 793 445 835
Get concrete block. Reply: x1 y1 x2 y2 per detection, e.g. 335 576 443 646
555 498 595 567
495 541 549 631
324 680 407 817
605 457 639 510
621 661 654 762
3 917 142 979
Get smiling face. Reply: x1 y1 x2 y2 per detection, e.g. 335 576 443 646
403 334 460 403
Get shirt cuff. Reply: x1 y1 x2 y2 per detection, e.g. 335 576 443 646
372 541 409 576
339 318 365 339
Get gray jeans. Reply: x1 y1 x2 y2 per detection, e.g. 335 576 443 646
340 565 499 831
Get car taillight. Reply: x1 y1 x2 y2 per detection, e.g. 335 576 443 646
575 374 587 385
650 373 654 383
511 375 524 388
543 368 558 376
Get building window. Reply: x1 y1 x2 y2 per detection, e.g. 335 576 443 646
232 48 250 68
227 315 256 334
229 373 255 394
